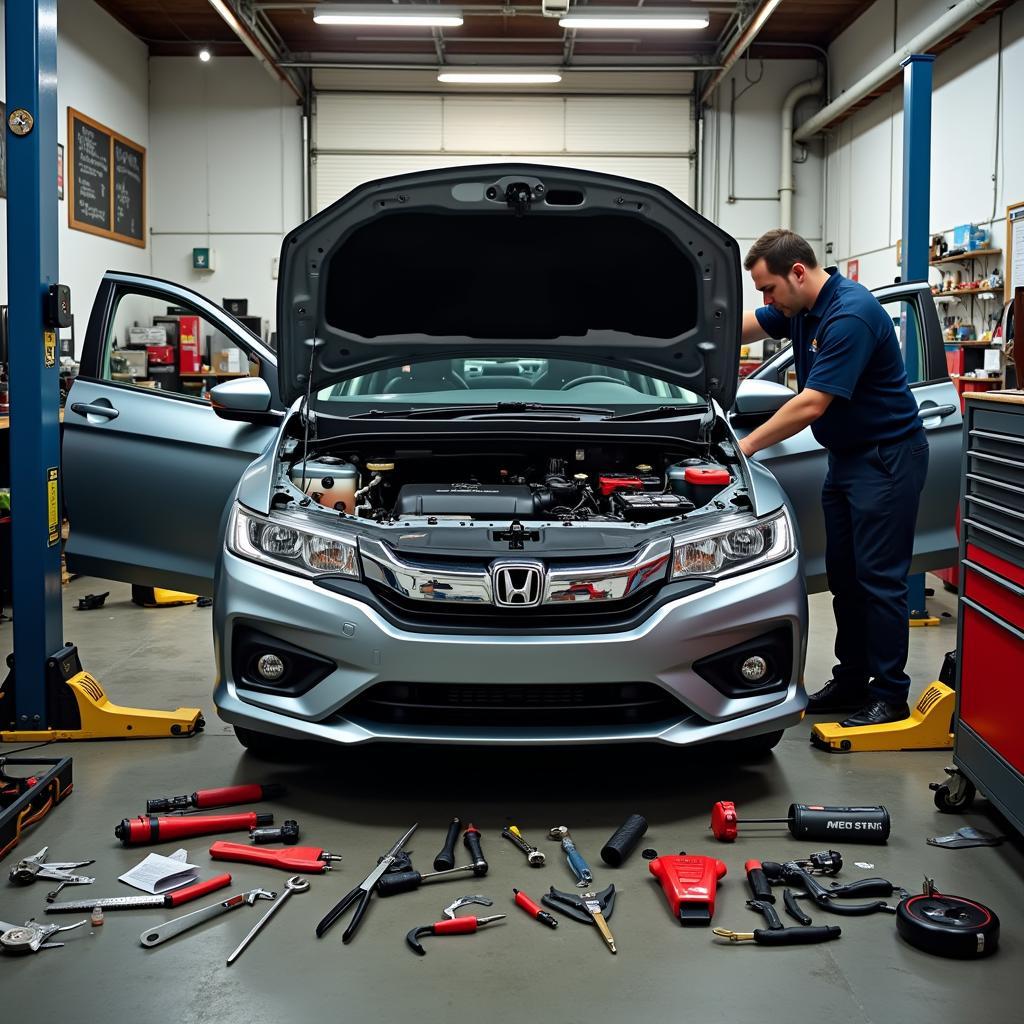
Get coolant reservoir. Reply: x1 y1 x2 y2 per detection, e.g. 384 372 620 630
668 462 731 508
290 457 359 513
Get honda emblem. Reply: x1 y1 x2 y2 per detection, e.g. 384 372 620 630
491 561 544 608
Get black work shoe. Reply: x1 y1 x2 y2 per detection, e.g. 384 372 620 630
839 700 911 728
806 679 869 714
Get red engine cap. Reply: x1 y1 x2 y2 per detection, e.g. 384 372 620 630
684 467 731 485
710 800 738 842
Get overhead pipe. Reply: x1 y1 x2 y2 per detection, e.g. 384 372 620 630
794 0 998 142
207 0 302 98
700 0 784 106
779 75 823 229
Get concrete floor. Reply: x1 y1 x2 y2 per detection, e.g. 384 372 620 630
1 577 1020 1023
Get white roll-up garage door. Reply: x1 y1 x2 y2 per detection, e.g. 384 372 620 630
312 92 694 212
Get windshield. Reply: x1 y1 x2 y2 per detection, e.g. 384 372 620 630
315 356 703 410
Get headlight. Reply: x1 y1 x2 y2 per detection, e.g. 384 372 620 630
230 506 359 579
672 509 792 579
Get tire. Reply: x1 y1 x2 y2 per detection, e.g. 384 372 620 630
722 729 784 761
233 724 306 761
933 778 977 813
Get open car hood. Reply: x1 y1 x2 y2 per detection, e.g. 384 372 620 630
277 164 742 407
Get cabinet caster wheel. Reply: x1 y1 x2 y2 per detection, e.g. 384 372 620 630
932 778 976 813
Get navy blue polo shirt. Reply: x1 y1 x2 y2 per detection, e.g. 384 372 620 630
754 269 922 452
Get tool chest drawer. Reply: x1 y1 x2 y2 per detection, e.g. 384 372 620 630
955 393 1024 836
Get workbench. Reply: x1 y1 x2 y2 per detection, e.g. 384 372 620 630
952 390 1024 834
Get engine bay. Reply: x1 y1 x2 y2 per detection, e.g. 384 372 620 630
286 438 742 525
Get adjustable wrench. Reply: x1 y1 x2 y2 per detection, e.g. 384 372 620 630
140 887 276 948
548 826 593 888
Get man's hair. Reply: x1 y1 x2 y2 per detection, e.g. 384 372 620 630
743 229 819 276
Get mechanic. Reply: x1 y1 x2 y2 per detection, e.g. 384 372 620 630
739 229 929 728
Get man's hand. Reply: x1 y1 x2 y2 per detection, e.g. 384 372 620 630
739 388 833 458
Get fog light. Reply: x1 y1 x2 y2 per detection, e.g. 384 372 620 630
256 654 286 681
740 656 768 682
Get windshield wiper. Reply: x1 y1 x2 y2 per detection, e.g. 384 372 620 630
604 405 703 422
349 402 613 420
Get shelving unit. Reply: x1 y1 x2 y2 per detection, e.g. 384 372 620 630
929 247 1001 267
933 287 1000 299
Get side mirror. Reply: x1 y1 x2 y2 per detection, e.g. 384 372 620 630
733 378 794 419
210 377 279 424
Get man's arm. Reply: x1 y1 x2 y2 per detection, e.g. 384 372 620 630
738 388 833 457
742 310 770 344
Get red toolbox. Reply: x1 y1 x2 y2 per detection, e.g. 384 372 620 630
145 344 176 366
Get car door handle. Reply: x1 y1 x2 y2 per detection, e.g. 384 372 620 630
920 404 957 420
71 402 119 421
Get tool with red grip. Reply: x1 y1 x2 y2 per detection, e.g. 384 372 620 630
513 888 558 929
209 841 341 873
649 854 727 925
710 800 890 844
145 783 284 814
745 860 774 903
115 812 273 846
45 873 232 913
406 913 505 955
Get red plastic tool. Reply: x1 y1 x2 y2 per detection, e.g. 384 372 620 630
115 812 273 846
44 873 233 913
649 854 727 925
406 914 505 955
146 783 284 814
513 887 558 929
209 841 342 873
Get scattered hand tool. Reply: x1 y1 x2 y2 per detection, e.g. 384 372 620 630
463 823 487 868
513 888 558 929
600 814 648 867
116 811 273 846
8 847 95 901
316 823 418 943
548 826 593 887
443 895 493 919
713 925 842 946
146 782 285 814
250 820 300 845
46 873 233 913
745 861 774 903
406 900 505 956
433 818 461 871
783 888 813 926
76 592 109 610
648 854 727 925
541 885 617 954
895 877 999 959
746 899 785 931
378 825 488 896
210 841 341 874
502 825 545 866
710 801 890 844
227 875 310 966
0 918 88 955
140 887 277 948
762 860 906 916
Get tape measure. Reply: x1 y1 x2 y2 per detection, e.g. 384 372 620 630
896 883 999 959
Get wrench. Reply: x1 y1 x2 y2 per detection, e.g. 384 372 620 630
227 875 309 966
548 826 593 888
443 895 493 920
140 887 276 948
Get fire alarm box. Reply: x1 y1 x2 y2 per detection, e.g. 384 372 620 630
178 315 202 373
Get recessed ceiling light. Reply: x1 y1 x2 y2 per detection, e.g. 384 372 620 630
437 71 563 84
314 5 464 27
559 7 709 30
199 48 212 62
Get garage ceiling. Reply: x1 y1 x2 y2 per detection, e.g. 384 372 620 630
94 0 877 67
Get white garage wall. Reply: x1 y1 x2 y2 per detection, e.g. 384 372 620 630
824 0 1022 310
0 0 150 344
699 59 826 309
148 57 304 335
313 92 694 210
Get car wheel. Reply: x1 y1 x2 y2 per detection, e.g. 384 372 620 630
722 729 784 760
233 724 304 761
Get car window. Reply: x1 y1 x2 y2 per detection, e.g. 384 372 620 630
315 356 703 407
101 291 260 402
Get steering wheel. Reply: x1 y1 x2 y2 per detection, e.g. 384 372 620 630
560 375 628 390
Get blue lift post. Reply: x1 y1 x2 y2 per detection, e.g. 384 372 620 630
1 1 203 741
900 54 940 627
5 0 62 729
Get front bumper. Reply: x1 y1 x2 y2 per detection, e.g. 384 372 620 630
213 547 808 746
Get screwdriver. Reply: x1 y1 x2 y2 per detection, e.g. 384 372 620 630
513 888 558 929
45 874 233 913
209 841 342 873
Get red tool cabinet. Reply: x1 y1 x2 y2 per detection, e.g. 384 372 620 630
952 391 1024 833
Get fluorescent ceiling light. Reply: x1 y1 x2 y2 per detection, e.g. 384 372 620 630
438 71 563 84
314 5 464 27
559 7 709 30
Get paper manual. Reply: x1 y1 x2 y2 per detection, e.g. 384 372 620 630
119 848 199 894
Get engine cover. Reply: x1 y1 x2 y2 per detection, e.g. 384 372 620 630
395 483 537 517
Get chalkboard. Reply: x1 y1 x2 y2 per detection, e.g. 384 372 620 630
67 108 146 247
69 110 111 234
113 137 145 244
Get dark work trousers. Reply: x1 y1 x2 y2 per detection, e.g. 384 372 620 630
821 427 930 702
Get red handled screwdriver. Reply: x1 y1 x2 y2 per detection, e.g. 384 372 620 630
146 783 284 814
45 873 233 913
115 812 273 846
209 841 342 874
513 888 558 929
